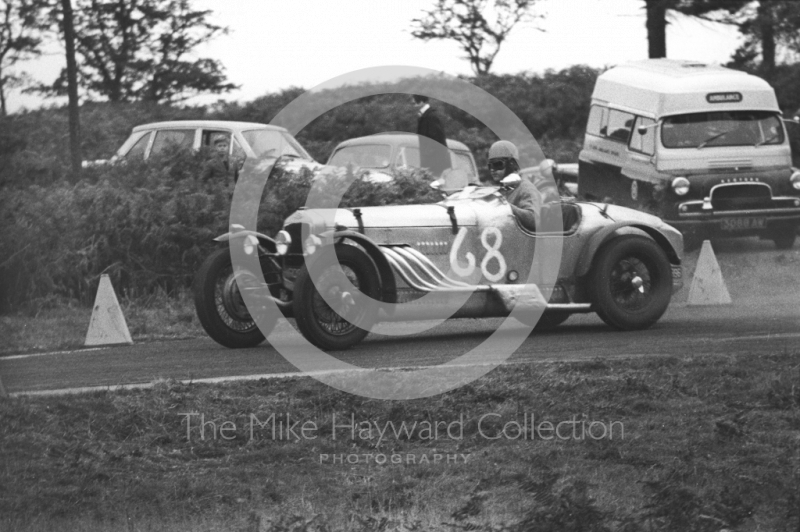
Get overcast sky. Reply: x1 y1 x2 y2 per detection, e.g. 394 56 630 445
6 0 742 113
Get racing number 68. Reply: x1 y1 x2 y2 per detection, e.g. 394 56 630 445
449 227 507 282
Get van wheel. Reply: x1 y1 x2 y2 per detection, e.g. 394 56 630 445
589 236 672 330
773 231 795 250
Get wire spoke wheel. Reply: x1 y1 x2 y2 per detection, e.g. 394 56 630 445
194 248 271 348
294 244 381 350
216 268 259 333
310 264 365 336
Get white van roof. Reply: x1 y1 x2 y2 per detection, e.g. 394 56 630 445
593 59 780 117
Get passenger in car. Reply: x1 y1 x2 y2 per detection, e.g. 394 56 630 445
200 135 238 185
488 140 542 232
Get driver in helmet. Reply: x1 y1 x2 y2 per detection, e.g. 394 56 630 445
488 140 542 232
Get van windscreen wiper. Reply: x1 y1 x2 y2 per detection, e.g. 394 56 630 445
696 131 730 149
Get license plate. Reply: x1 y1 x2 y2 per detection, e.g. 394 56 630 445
720 217 766 231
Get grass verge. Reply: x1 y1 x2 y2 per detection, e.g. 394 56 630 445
0 291 202 356
1 352 798 531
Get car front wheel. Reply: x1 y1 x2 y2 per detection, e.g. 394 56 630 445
194 248 273 348
589 235 672 330
293 244 381 350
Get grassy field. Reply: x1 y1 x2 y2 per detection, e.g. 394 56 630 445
1 351 798 531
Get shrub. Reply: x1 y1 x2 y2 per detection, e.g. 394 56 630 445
0 149 439 313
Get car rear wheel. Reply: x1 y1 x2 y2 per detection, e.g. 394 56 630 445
194 248 272 348
293 244 381 350
589 235 672 330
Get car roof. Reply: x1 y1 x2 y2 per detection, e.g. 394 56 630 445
334 132 470 151
131 120 288 133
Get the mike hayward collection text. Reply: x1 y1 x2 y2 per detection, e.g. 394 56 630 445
179 412 624 444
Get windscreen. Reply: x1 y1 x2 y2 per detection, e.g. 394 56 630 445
328 144 392 169
661 111 784 149
241 129 312 159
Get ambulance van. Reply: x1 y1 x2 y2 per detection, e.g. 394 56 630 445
577 59 800 249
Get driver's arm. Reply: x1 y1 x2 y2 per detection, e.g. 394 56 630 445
508 180 543 231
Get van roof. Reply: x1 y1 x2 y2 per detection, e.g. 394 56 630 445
593 59 780 117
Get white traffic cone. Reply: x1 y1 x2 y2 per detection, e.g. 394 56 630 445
85 274 133 346
687 240 732 306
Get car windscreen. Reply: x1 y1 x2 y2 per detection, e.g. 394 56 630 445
241 129 312 159
661 111 784 149
328 144 392 169
452 151 476 178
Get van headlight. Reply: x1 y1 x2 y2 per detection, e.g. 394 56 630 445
243 234 259 256
791 170 800 190
275 230 291 255
672 177 690 196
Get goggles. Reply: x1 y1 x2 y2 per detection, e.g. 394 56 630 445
488 159 507 171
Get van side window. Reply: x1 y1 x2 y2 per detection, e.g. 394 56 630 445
586 105 607 136
629 117 656 155
606 109 635 143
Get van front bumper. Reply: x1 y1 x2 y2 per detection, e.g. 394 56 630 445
667 197 800 236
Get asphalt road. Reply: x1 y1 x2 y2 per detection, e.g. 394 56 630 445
3 298 799 395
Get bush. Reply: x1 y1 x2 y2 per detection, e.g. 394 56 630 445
0 147 230 312
0 149 440 313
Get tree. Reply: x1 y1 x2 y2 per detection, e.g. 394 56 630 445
60 0 80 176
45 0 236 103
411 0 542 76
728 0 800 76
641 0 747 59
0 0 49 115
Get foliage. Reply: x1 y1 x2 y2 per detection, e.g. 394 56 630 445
0 147 230 312
726 0 800 75
0 0 49 115
410 0 542 75
0 146 440 312
39 0 236 103
640 0 747 59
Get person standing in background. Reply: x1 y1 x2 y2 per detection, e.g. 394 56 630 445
412 95 451 178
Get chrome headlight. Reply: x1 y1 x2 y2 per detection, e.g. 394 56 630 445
304 234 322 255
671 177 690 196
791 170 800 190
243 234 259 256
275 230 291 255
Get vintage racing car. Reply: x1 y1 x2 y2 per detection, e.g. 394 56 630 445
194 178 684 350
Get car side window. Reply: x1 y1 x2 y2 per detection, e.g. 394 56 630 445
151 129 194 156
629 117 656 155
201 130 232 150
606 109 635 143
586 105 608 136
122 132 151 161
